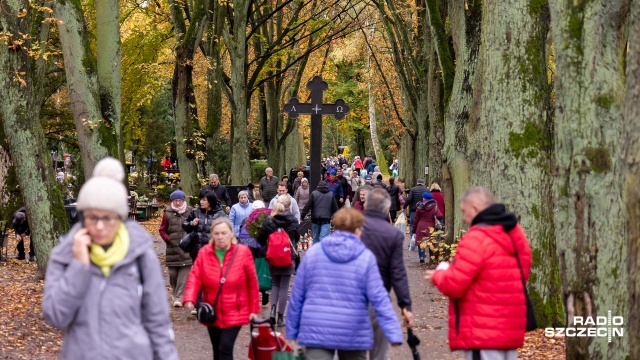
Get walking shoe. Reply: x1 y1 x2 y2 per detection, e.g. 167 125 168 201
419 258 424 263
270 305 276 325
261 292 270 306
277 313 284 327
190 309 197 316
29 256 35 262
173 301 182 307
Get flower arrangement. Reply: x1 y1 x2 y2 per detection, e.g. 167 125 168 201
245 208 272 238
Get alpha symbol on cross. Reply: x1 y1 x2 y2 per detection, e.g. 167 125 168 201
282 75 351 192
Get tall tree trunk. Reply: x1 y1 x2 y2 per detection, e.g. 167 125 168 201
625 1 640 356
168 0 209 197
365 30 387 174
224 0 251 184
367 76 387 174
54 0 116 177
0 119 22 221
95 0 123 162
478 0 562 327
549 0 629 357
0 0 69 277
440 0 480 238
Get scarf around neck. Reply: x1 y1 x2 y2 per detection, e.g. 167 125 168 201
171 201 188 214
90 223 130 277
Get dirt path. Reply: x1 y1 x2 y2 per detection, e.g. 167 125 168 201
150 222 461 360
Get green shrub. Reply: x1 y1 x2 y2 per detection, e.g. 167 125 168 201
250 160 268 184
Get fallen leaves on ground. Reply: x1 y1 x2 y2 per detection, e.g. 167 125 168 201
520 329 565 359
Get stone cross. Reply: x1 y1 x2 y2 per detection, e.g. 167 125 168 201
283 76 351 192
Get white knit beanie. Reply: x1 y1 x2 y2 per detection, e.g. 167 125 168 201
76 157 129 220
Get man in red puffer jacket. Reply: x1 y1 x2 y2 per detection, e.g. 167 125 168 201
426 187 532 360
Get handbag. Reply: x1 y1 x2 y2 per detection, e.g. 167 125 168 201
179 231 197 253
510 237 538 331
196 245 239 324
398 192 405 206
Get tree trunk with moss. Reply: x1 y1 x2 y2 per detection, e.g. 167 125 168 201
0 0 69 277
54 0 117 177
95 0 123 163
549 0 629 357
168 0 208 198
476 0 562 327
625 1 640 356
440 0 480 239
223 0 251 185
374 0 429 185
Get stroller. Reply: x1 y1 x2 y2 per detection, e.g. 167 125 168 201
248 318 293 360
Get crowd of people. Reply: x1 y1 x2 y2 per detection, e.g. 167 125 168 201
38 156 533 360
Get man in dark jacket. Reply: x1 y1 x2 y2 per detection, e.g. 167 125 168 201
201 174 231 210
372 174 386 188
259 167 279 203
300 181 338 244
361 188 413 360
12 207 33 261
406 178 429 237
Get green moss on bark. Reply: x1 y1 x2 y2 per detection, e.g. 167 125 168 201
596 94 614 108
531 204 540 220
529 0 547 16
584 146 612 173
508 121 550 160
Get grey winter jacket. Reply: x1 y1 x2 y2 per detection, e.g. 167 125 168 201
43 221 178 360
406 185 429 212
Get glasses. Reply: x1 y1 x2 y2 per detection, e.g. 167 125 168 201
84 215 119 226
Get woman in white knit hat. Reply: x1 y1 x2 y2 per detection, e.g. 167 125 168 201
42 157 178 360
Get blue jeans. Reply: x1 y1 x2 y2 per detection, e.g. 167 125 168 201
311 223 331 244
418 245 426 260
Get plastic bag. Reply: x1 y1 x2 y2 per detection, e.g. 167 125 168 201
409 234 416 251
255 258 272 291
345 198 351 208
394 213 406 238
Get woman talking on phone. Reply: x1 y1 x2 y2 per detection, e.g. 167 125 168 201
43 158 178 360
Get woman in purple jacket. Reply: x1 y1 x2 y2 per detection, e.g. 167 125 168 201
286 208 402 359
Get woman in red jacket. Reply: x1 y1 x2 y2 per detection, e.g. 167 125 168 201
184 218 260 360
412 192 442 263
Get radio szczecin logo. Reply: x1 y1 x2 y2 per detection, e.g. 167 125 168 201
545 311 623 343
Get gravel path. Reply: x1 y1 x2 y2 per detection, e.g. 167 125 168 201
151 229 462 360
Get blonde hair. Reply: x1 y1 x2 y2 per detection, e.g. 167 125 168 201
277 195 291 208
430 183 441 191
209 217 238 244
332 208 365 233
271 202 286 216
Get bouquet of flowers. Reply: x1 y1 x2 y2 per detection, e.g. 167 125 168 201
245 207 272 238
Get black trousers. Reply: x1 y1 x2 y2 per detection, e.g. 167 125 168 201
389 211 397 224
207 326 242 360
16 236 34 258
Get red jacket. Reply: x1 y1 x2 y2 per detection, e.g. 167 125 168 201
431 190 445 220
432 224 531 351
353 158 364 170
184 244 260 328
412 200 442 246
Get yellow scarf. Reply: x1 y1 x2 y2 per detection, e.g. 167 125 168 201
90 223 130 277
